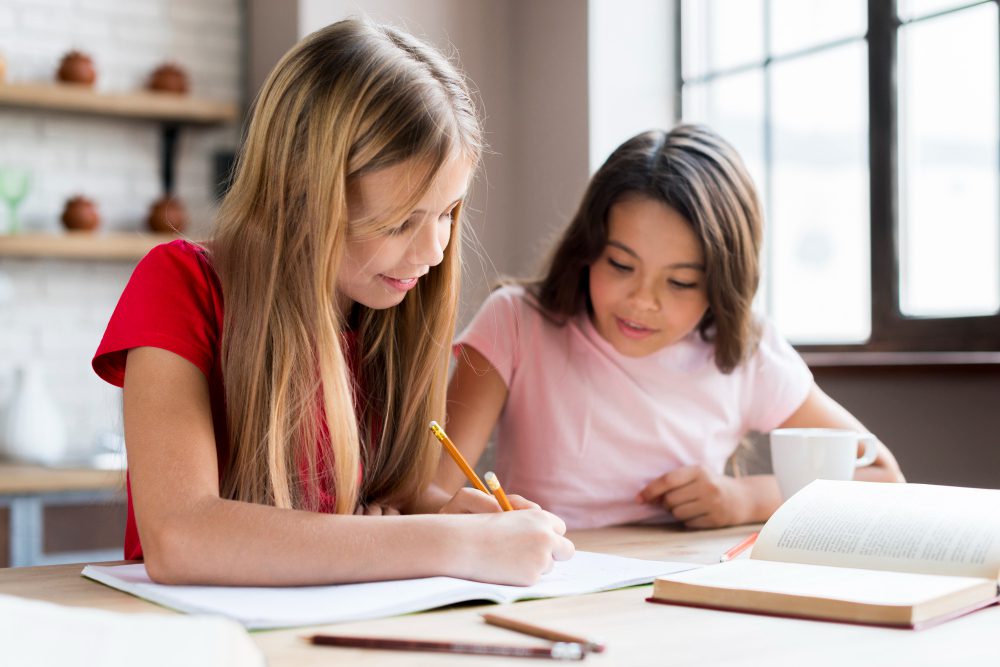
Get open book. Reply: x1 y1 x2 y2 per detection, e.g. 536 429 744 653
650 481 1000 629
83 551 693 630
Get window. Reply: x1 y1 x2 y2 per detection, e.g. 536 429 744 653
678 0 1000 350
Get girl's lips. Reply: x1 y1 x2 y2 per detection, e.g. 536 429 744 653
381 275 420 292
615 316 656 340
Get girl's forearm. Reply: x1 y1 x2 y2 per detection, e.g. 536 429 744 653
142 497 470 586
853 456 906 483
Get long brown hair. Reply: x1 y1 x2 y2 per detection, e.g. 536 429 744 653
210 19 482 513
529 125 762 373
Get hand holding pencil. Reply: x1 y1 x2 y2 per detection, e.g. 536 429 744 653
429 421 575 585
430 421 536 513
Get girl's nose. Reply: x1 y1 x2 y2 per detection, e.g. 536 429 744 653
629 281 660 311
409 218 448 267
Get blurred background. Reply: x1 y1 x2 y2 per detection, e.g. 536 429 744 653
0 0 996 565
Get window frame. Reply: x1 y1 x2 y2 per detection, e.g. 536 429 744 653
675 0 1000 353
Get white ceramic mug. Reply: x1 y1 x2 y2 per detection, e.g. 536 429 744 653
769 428 879 500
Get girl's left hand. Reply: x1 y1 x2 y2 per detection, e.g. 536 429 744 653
438 486 540 514
637 465 751 528
354 503 401 516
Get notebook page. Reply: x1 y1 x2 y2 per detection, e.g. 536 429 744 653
83 551 695 630
482 550 695 600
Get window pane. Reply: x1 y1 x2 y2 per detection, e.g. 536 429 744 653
769 0 866 57
770 43 870 343
898 4 1000 317
682 72 770 313
898 0 980 22
682 0 764 79
681 72 766 187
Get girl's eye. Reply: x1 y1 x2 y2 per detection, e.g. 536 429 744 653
388 218 416 236
608 258 633 273
669 279 698 289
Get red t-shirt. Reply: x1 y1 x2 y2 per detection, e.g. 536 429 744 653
93 240 356 559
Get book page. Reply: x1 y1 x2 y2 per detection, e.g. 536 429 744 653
753 481 1000 578
82 551 694 630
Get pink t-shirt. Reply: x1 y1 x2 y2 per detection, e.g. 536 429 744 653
456 286 812 529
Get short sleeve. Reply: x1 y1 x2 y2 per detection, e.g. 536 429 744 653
454 286 525 387
742 318 813 433
92 241 221 387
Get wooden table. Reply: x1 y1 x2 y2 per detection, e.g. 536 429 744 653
1 524 997 666
0 464 124 567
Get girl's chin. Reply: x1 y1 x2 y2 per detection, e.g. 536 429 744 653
366 292 408 309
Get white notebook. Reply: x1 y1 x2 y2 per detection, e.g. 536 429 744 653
83 551 694 629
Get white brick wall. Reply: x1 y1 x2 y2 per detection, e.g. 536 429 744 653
0 0 243 459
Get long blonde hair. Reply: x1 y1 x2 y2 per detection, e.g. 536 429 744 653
211 19 482 513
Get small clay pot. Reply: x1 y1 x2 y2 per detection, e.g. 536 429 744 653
61 195 100 232
148 63 189 94
147 196 188 233
57 50 97 86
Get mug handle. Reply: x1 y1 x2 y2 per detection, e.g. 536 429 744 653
855 433 879 467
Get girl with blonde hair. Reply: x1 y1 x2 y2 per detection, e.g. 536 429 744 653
93 19 572 586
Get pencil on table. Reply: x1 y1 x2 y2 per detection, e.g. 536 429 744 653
482 613 606 653
307 634 586 660
720 531 759 562
429 420 490 494
484 471 514 512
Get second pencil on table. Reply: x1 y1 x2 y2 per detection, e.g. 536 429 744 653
482 613 606 653
484 471 514 511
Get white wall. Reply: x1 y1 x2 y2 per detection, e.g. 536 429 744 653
0 0 242 458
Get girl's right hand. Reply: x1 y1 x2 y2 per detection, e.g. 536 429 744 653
438 486 540 514
454 509 575 586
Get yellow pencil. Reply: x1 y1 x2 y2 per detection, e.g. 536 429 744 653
484 471 514 512
429 421 490 495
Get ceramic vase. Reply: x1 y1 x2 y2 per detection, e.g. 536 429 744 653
1 364 69 465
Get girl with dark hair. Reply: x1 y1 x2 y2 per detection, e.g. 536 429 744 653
420 125 903 529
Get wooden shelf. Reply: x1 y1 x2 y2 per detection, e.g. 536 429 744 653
0 82 237 124
0 463 122 495
0 232 177 261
